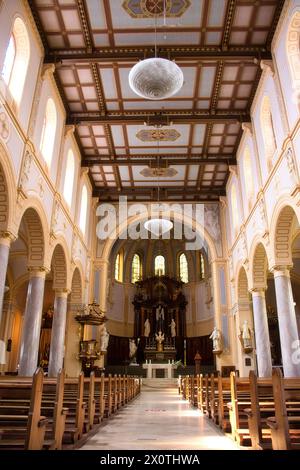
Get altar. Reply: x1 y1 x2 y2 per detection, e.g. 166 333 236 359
132 275 187 363
142 361 178 379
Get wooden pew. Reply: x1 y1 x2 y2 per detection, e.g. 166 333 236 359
0 368 47 450
0 369 67 449
217 376 231 432
243 371 274 449
209 374 219 424
83 372 96 432
267 368 300 450
227 372 253 444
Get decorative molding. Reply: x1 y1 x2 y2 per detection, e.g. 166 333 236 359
241 122 253 135
260 59 275 76
38 176 45 199
229 165 237 175
22 0 45 54
136 128 180 142
64 124 75 138
122 0 191 18
0 107 10 142
41 63 55 81
18 150 33 192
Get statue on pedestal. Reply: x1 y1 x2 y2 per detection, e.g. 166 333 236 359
169 319 176 338
129 338 140 364
100 326 110 352
209 326 222 355
239 320 253 353
144 318 150 337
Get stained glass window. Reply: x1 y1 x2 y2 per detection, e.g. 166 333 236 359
131 254 141 283
115 253 120 281
179 253 188 283
200 252 205 280
155 255 165 276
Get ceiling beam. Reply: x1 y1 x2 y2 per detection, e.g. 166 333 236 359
82 155 236 166
67 110 250 126
44 47 271 65
93 187 225 198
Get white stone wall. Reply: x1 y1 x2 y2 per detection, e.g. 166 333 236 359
226 0 300 375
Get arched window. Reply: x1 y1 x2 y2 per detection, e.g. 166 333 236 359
63 149 75 207
179 253 188 283
155 255 165 276
115 253 121 282
200 252 205 280
286 11 300 108
260 96 276 171
243 146 254 206
131 254 142 283
79 184 88 235
40 98 57 167
2 18 30 105
2 35 16 85
231 184 239 236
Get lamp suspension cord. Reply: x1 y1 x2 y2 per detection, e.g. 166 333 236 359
154 10 157 58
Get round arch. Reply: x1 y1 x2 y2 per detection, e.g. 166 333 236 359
49 236 72 290
269 199 300 267
50 243 69 291
70 266 83 304
16 203 48 269
249 240 269 290
0 142 17 234
236 265 250 303
100 210 218 264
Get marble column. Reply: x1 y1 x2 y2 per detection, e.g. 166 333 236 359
0 233 14 326
251 289 273 377
273 267 300 377
48 290 68 377
19 268 47 376
98 260 109 313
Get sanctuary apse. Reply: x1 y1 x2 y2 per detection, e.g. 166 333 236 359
1 0 300 454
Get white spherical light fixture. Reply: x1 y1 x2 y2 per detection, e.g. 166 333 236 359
129 57 184 100
144 218 173 237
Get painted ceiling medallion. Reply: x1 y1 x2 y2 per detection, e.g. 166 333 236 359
136 128 180 142
123 0 191 18
140 167 178 177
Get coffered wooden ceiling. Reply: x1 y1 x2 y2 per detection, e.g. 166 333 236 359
28 0 284 202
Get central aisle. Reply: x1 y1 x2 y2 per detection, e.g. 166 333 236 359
80 384 239 450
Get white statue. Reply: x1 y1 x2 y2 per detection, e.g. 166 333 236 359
241 320 252 350
170 319 176 338
100 326 110 352
129 338 138 358
209 326 222 352
144 318 150 337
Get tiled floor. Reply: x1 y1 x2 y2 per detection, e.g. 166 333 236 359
80 385 239 450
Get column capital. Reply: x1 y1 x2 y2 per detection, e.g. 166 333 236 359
270 265 292 278
28 266 50 279
95 259 110 269
0 231 17 246
250 288 266 297
54 288 70 299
